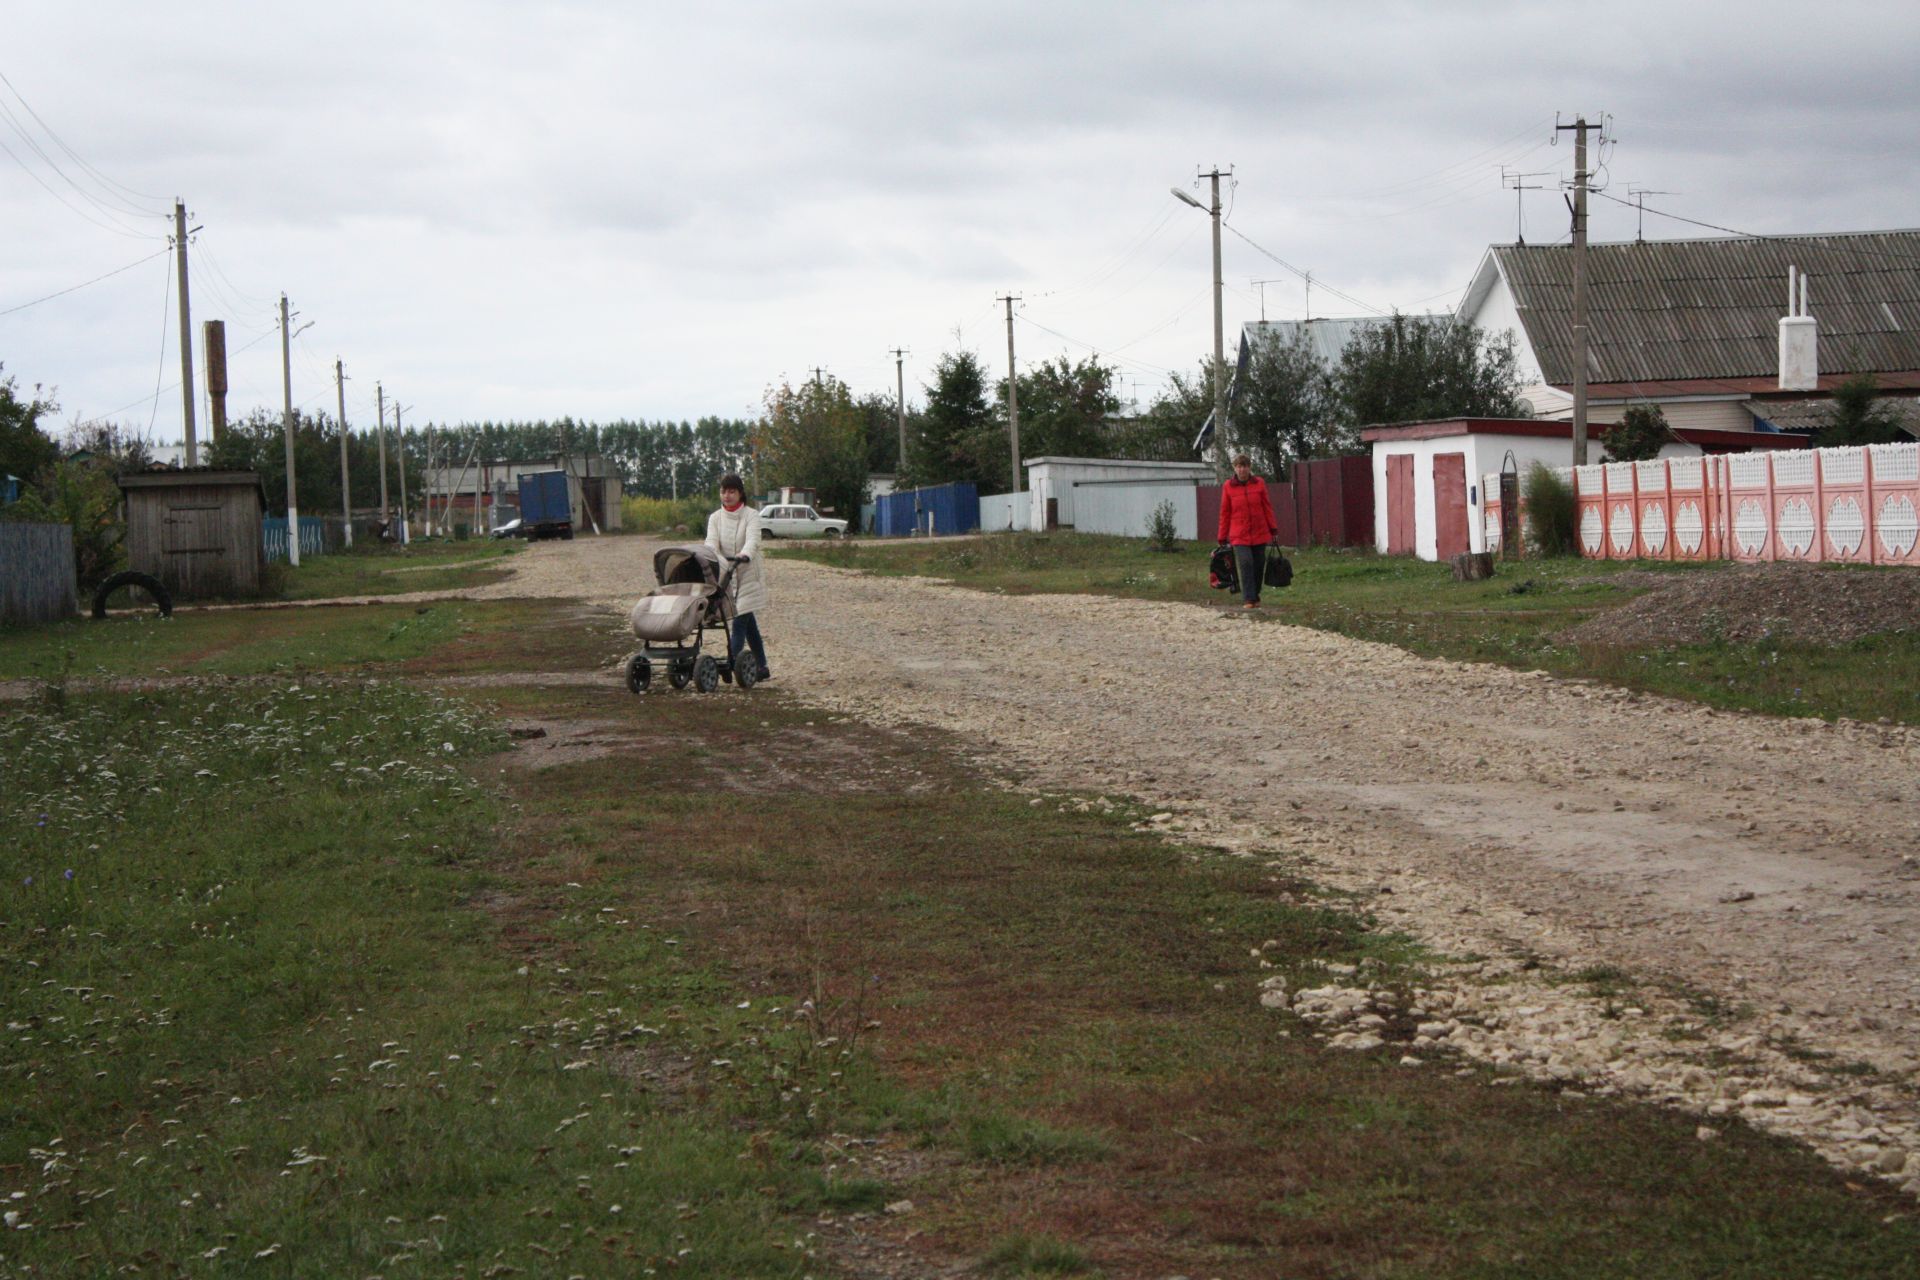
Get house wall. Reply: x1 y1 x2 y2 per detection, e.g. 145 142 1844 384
1464 271 1546 386
1371 433 1584 560
124 480 265 598
1023 459 1215 532
1073 482 1199 540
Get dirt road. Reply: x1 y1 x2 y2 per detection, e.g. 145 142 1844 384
280 536 1920 1186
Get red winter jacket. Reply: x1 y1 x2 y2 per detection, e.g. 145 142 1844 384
1218 475 1280 546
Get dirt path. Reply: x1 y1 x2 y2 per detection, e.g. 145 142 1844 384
53 534 1920 1189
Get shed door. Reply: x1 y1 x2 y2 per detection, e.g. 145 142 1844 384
1386 454 1415 555
1433 453 1469 559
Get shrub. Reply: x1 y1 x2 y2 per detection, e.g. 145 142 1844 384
1145 499 1178 553
621 493 712 533
1604 404 1671 462
0 459 125 587
1524 461 1579 557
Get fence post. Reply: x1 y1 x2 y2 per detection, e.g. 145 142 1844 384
1865 445 1879 565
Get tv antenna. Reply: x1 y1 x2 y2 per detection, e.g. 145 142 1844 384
1500 166 1550 245
1627 186 1676 242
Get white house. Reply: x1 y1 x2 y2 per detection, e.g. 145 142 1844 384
1020 456 1217 535
1457 229 1920 434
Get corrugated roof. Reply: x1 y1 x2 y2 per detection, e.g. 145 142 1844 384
1495 231 1920 388
1746 395 1920 436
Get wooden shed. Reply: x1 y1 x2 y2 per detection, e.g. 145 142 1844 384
118 470 267 600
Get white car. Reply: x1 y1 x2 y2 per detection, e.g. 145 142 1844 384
758 504 847 539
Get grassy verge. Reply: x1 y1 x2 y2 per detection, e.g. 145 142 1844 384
5 602 1916 1276
779 533 1920 724
271 537 522 601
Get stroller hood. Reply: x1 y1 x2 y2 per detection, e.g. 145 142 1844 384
654 543 723 587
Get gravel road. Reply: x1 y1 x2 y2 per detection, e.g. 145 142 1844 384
213 536 1920 1186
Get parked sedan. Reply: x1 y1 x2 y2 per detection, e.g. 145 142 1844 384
757 504 847 539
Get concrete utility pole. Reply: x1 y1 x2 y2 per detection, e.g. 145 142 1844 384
393 402 412 543
1558 116 1596 466
1172 167 1231 479
999 295 1022 492
278 294 300 567
203 320 228 442
891 346 909 478
174 200 199 465
335 360 353 549
375 382 390 530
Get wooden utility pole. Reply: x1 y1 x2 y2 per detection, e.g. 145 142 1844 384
278 294 300 567
891 347 909 478
335 360 353 550
375 382 390 530
1207 168 1228 479
1558 116 1595 466
203 320 228 441
174 200 199 465
999 295 1022 492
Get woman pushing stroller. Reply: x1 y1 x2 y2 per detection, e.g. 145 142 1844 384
1218 452 1280 610
705 474 772 682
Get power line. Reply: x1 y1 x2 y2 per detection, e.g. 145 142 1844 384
145 247 172 435
0 132 154 240
0 66 168 212
0 246 170 317
1016 313 1174 376
1219 223 1386 314
1590 190 1920 268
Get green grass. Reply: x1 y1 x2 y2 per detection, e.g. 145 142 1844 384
0 602 470 679
271 536 522 600
781 533 1920 724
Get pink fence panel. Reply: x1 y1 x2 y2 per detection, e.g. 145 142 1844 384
1482 472 1503 555
1768 450 1818 561
1870 442 1920 566
1601 463 1638 559
1725 453 1773 562
1666 456 1712 560
1631 459 1672 559
1574 465 1606 557
1814 446 1870 562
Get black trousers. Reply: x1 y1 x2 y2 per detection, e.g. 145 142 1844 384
1232 544 1268 604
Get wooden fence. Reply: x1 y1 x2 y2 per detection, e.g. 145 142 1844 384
1482 441 1920 565
0 522 78 625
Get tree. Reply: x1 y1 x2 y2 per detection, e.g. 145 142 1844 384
997 355 1124 464
1332 315 1521 429
755 376 869 517
1602 404 1671 462
0 367 58 486
1815 374 1909 447
856 391 904 476
1115 361 1216 462
1233 329 1340 477
911 351 996 488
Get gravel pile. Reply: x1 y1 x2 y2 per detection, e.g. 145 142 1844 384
1559 561 1920 648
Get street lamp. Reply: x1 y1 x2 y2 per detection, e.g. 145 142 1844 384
1172 173 1229 479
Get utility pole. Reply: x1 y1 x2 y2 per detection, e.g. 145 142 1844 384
278 294 301 567
998 295 1022 493
1558 116 1597 466
890 347 909 477
810 366 827 387
1173 167 1232 478
335 360 353 549
376 382 390 531
173 200 199 465
393 402 412 543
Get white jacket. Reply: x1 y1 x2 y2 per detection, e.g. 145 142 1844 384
704 504 767 616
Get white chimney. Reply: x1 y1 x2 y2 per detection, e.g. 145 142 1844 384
1778 265 1818 391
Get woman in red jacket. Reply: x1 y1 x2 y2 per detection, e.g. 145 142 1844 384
1217 453 1280 609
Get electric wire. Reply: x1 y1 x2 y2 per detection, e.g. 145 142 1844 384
0 66 169 211
145 247 172 436
0 132 156 240
0 97 158 231
1591 191 1920 268
0 247 171 317
1220 223 1386 315
1016 313 1174 376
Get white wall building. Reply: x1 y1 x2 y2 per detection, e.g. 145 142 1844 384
1018 457 1216 534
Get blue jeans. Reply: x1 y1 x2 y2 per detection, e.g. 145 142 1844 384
1233 544 1268 604
730 611 769 676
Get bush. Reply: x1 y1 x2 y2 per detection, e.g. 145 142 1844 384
1604 404 1670 462
0 459 125 587
621 493 712 533
1145 499 1178 553
1523 461 1579 557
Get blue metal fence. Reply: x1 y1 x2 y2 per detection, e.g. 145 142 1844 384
875 482 980 537
263 517 327 563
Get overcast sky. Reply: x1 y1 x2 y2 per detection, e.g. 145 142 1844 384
4 1 1916 442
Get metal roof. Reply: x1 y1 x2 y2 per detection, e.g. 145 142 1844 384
1746 395 1920 436
1493 231 1920 388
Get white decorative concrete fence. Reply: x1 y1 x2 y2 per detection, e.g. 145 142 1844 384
1483 441 1920 566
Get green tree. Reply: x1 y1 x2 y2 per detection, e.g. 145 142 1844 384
756 376 869 517
1116 361 1216 462
911 351 996 488
856 391 905 476
1234 329 1340 477
0 367 58 487
1333 315 1521 429
1815 374 1909 447
997 355 1124 463
1602 404 1671 462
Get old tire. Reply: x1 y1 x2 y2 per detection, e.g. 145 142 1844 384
693 655 719 693
92 571 172 620
625 655 652 694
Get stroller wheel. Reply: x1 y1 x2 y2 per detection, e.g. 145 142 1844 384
735 663 757 691
669 660 693 690
693 655 720 693
625 655 652 695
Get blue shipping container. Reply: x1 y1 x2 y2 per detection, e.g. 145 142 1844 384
875 482 979 537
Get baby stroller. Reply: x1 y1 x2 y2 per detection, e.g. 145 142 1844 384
624 544 758 694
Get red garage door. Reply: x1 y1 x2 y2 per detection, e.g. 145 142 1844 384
1433 452 1468 559
1386 454 1415 555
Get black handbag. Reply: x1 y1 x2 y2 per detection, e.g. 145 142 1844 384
1263 550 1294 589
